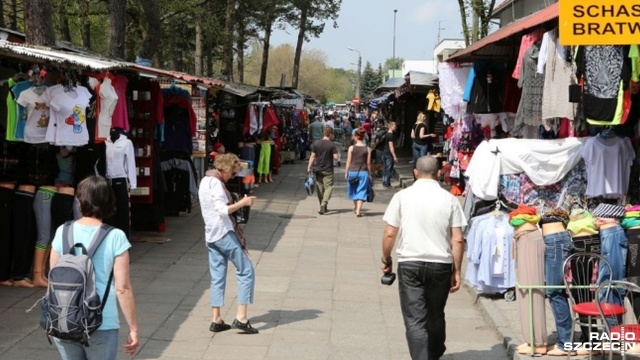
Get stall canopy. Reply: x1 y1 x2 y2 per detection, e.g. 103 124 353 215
447 2 558 62
374 77 405 95
0 40 226 88
368 92 394 109
407 71 438 87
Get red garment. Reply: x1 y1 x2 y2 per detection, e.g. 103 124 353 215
509 204 538 220
112 75 129 131
164 94 197 137
502 75 522 113
260 106 280 135
512 28 546 79
150 81 164 125
557 118 570 138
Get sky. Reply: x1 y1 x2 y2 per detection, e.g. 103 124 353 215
269 0 465 70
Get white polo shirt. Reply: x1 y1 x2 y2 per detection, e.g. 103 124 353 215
383 179 467 264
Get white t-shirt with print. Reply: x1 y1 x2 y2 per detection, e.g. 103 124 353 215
45 86 92 146
17 87 50 144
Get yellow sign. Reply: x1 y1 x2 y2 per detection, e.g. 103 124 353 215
559 0 640 45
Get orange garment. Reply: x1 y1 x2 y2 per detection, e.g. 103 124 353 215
509 204 538 220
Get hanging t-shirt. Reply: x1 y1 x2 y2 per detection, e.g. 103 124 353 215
5 78 16 141
11 80 32 141
582 135 635 199
17 86 50 144
45 86 92 146
111 75 129 131
96 77 119 141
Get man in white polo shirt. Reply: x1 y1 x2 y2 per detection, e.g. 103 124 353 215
381 156 466 360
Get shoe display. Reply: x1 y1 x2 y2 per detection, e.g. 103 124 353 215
209 321 231 333
232 319 259 334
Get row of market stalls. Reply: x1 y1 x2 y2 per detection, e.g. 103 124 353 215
439 2 640 355
0 35 312 239
370 70 440 150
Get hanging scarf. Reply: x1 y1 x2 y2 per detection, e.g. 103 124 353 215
210 169 247 250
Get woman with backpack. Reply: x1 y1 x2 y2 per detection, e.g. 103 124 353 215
49 175 138 359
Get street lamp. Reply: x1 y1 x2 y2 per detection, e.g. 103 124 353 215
347 47 362 100
393 9 398 78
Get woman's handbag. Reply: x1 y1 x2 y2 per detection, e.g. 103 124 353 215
348 176 359 186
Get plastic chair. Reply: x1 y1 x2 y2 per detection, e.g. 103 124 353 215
564 252 627 360
596 279 640 360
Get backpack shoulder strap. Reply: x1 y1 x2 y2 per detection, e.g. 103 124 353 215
61 220 76 255
86 223 115 259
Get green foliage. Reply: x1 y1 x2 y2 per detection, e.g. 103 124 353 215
383 57 404 73
360 61 383 99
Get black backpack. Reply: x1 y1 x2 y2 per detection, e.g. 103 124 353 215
373 128 388 149
38 221 115 346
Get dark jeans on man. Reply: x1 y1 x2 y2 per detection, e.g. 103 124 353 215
381 153 394 188
398 261 452 360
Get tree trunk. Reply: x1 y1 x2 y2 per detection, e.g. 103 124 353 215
0 1 5 28
138 0 161 60
24 0 55 46
222 0 235 82
108 0 126 58
236 23 245 84
470 5 478 44
9 0 18 30
479 0 496 39
205 30 214 77
457 0 470 46
259 17 273 87
80 0 91 48
292 4 308 89
59 3 72 42
195 19 203 76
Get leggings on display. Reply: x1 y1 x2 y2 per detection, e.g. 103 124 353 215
258 143 271 175
0 187 15 281
514 228 547 346
104 178 130 240
11 190 35 281
33 187 56 250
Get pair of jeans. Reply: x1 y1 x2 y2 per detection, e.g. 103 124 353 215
598 225 628 306
33 188 56 250
412 143 429 167
570 234 601 342
207 231 255 306
381 153 394 187
398 261 452 360
314 171 334 206
543 231 573 347
53 329 118 360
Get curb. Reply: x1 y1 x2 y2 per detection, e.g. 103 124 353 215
465 284 522 360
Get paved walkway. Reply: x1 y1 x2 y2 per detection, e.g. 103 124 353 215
0 152 509 360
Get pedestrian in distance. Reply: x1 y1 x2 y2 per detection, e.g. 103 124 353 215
200 153 259 334
49 175 139 360
345 127 372 217
307 126 338 215
411 112 436 167
380 121 399 189
308 115 325 146
381 156 467 360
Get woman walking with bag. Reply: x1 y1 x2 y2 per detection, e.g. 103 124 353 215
200 153 259 334
345 127 372 217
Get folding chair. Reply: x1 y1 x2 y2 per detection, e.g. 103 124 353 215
596 279 640 360
564 252 627 360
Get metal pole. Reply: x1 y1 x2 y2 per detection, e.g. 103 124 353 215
356 54 361 100
393 9 397 77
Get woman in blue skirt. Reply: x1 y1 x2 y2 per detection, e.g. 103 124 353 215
345 127 372 217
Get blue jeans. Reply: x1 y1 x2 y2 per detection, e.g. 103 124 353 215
53 329 118 360
544 231 573 347
381 153 394 187
207 231 255 306
398 261 452 360
412 143 429 166
598 225 628 306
